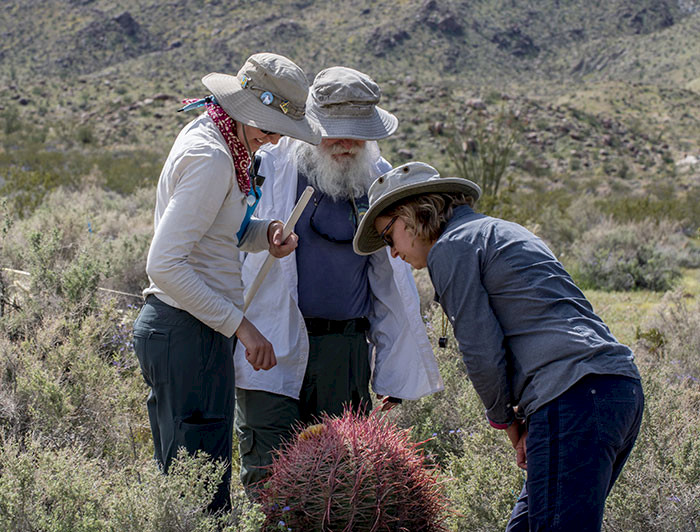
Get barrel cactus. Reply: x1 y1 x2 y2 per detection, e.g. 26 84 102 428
259 409 449 531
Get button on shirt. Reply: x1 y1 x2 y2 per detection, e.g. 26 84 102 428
427 205 640 426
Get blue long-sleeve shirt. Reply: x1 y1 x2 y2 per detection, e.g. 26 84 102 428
428 205 640 426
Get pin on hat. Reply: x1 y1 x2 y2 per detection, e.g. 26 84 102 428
201 53 321 145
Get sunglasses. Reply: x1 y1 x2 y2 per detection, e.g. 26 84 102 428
379 216 398 248
259 128 282 137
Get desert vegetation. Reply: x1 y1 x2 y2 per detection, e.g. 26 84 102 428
0 135 697 529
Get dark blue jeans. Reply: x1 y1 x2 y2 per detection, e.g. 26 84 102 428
133 295 235 514
506 374 644 532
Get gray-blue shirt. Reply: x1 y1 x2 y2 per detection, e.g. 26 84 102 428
428 205 640 426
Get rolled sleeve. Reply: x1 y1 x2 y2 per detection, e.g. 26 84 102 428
237 217 272 252
428 240 514 427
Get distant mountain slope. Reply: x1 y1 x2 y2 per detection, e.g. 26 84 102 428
0 0 697 189
1 0 697 85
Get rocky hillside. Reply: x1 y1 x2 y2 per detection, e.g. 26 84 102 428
0 0 698 191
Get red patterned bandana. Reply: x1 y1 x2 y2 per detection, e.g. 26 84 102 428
181 98 252 194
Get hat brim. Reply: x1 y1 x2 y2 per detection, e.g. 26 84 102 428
306 104 398 140
353 178 481 255
202 73 321 145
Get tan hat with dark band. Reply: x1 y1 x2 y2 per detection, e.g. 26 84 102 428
353 162 481 255
203 53 321 145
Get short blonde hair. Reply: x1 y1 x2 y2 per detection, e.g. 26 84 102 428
385 192 475 243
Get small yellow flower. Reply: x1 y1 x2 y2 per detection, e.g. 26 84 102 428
298 423 325 441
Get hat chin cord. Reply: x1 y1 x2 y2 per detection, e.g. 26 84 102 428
239 122 254 161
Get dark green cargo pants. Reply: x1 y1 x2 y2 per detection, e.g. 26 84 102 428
133 295 235 513
235 327 371 493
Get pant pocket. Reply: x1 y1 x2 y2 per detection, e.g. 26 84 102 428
176 416 230 464
591 381 642 449
133 329 170 386
238 428 269 489
239 428 255 458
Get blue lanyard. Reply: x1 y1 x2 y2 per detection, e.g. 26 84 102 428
236 155 266 244
236 185 262 243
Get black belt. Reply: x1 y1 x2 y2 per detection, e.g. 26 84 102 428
304 317 370 336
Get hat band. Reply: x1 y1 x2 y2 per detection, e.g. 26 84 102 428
314 101 376 118
238 74 305 120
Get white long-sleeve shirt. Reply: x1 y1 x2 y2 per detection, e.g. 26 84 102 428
143 114 271 338
234 137 444 400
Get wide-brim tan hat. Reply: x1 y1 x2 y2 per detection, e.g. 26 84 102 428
305 66 398 140
353 162 481 255
202 53 321 145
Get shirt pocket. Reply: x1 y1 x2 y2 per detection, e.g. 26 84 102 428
133 329 170 386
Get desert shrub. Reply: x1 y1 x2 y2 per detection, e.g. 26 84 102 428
0 166 80 218
1 303 142 459
529 193 604 252
413 268 436 315
0 439 109 531
94 151 162 195
444 430 523 532
260 409 450 531
443 108 518 198
1 116 161 217
394 306 523 530
1 186 153 297
77 124 95 145
636 291 700 383
107 450 263 532
602 369 700 531
595 184 700 235
393 307 487 463
16 227 108 320
570 218 685 291
2 105 22 135
0 442 264 532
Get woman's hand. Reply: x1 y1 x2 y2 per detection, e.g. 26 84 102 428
506 419 528 470
267 221 299 258
376 394 402 412
235 317 277 371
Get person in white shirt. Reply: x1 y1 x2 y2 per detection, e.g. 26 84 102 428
132 53 320 513
234 67 443 494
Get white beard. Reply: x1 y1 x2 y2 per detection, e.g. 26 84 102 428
294 141 377 201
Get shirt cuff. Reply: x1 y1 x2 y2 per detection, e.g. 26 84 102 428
220 305 244 339
486 409 514 429
488 418 512 430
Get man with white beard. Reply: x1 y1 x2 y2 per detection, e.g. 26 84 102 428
233 67 443 493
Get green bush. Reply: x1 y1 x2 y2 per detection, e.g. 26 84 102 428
442 108 518 198
1 187 153 297
0 442 264 532
603 369 700 531
0 173 698 531
637 291 700 382
570 219 684 291
595 185 700 235
0 194 262 529
444 430 523 532
393 307 488 464
0 114 161 218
